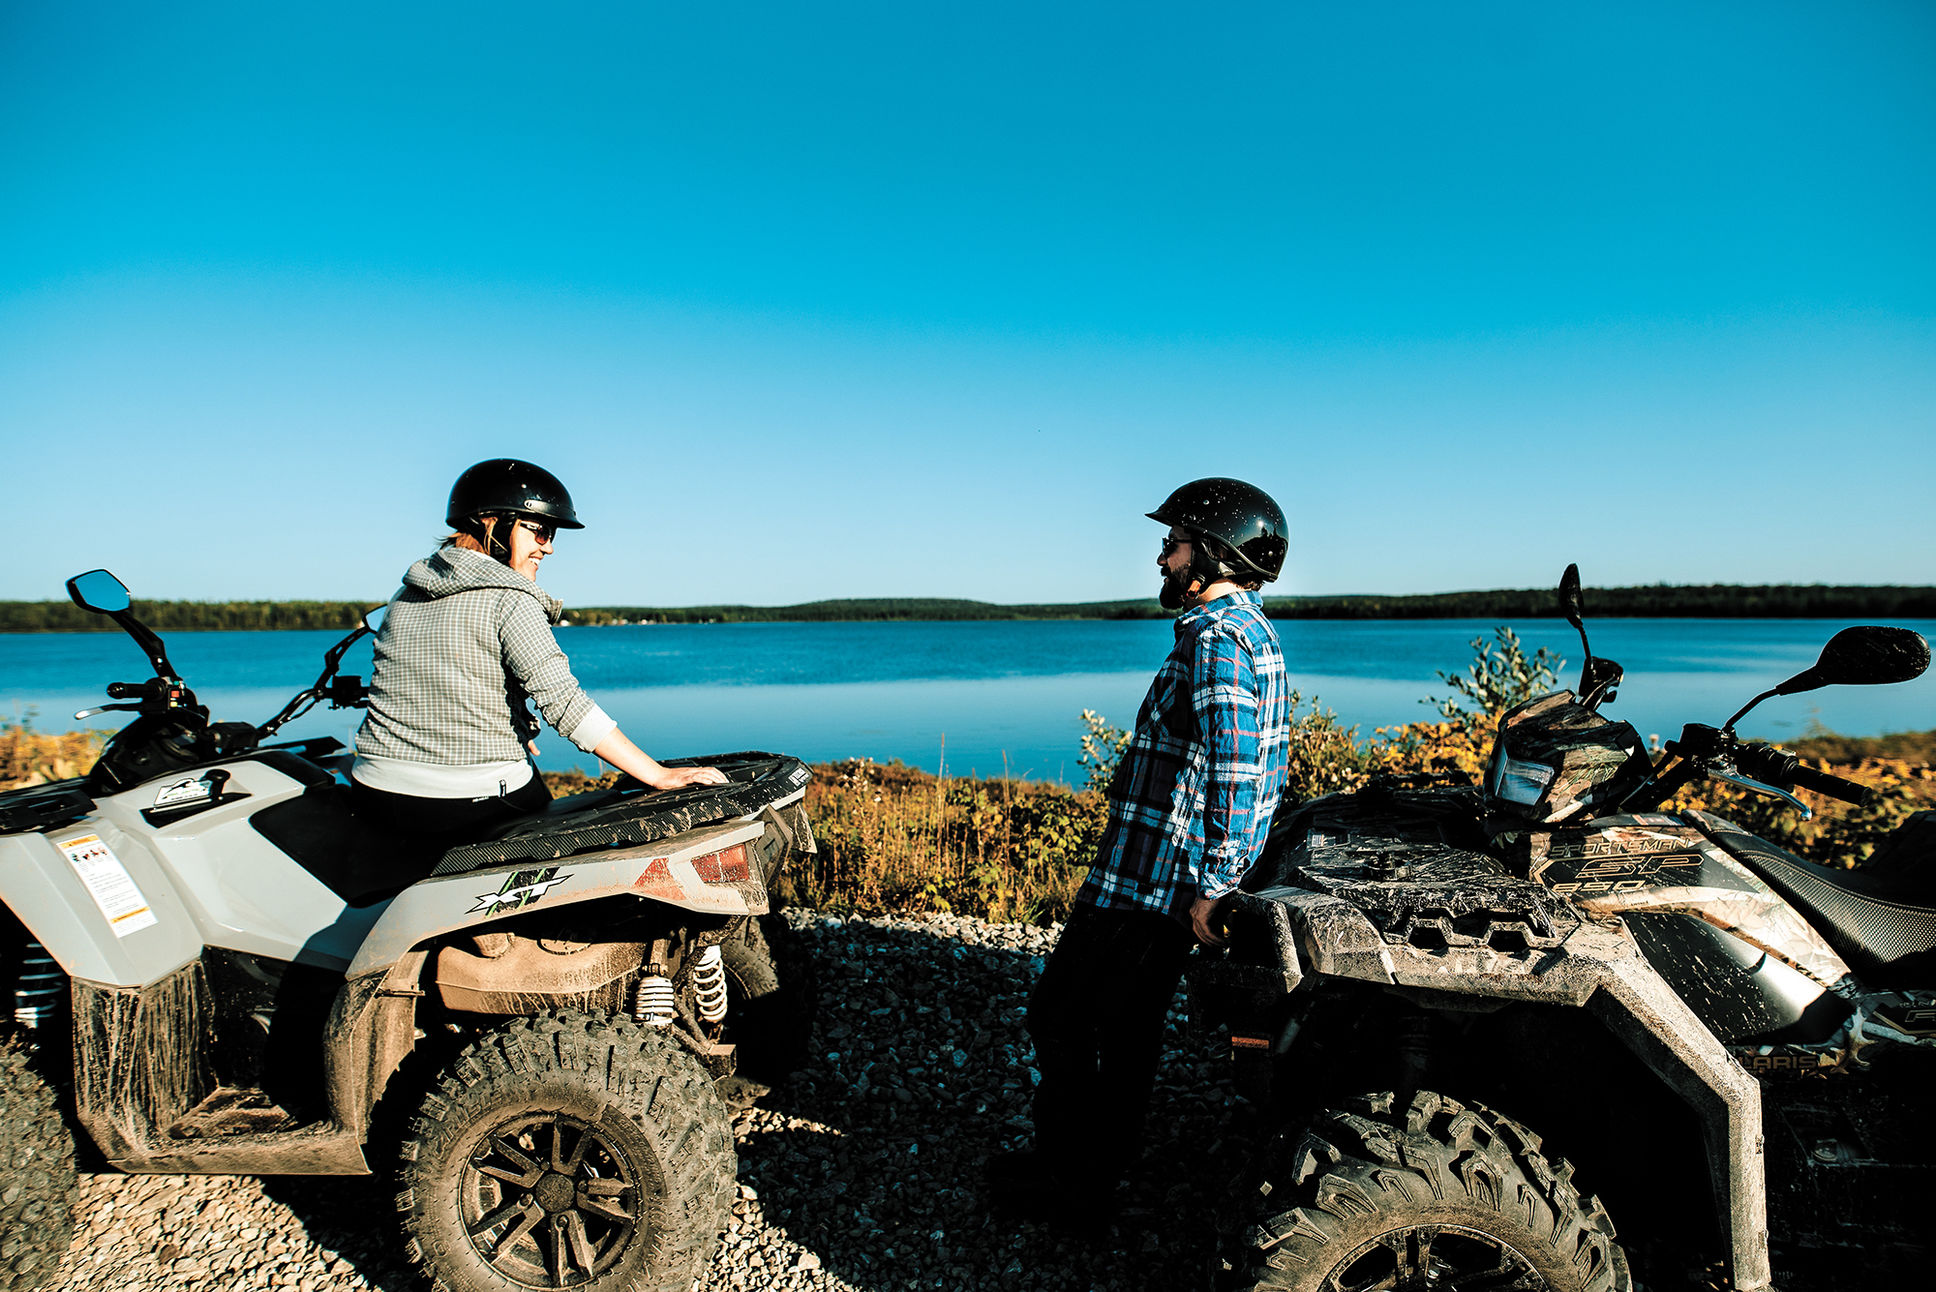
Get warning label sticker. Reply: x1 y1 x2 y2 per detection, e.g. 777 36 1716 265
58 833 158 937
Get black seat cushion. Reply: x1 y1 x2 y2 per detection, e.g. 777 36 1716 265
1692 812 1936 988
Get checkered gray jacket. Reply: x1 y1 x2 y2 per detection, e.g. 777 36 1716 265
354 546 614 767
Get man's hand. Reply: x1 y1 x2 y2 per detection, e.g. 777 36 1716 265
1190 893 1233 948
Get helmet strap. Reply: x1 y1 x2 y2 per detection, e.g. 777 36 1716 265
462 514 516 566
1189 535 1238 589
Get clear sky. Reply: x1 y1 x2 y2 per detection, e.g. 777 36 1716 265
4 1 1932 608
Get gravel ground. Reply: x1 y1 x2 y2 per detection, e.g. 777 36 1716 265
44 910 1245 1292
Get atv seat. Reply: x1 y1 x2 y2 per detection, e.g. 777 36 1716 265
1693 812 1936 987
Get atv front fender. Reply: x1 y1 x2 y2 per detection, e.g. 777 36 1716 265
1206 885 1773 1292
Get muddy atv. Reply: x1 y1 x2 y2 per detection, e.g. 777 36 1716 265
0 570 818 1292
1190 566 1935 1291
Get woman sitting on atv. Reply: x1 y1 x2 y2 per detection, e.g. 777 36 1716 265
349 458 725 845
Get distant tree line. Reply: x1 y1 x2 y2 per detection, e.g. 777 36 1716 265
3 584 1931 632
571 584 1936 625
0 600 378 633
566 598 1166 625
1267 584 1936 620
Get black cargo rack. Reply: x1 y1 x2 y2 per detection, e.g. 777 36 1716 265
0 778 97 834
431 752 811 873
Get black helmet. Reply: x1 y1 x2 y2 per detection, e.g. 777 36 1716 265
1147 477 1287 582
445 459 586 531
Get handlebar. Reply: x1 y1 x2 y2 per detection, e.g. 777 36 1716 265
1732 740 1871 806
106 681 143 699
1633 726 1875 814
1788 764 1871 806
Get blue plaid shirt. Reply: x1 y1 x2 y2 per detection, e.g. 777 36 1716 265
1079 590 1291 920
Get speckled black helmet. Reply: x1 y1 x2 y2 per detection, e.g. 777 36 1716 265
1148 477 1287 582
445 459 586 531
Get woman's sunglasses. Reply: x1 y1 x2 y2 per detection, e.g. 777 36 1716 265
514 519 558 545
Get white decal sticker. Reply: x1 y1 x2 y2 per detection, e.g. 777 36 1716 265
59 833 159 936
469 866 568 914
153 775 213 809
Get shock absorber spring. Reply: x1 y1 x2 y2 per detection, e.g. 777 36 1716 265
632 973 676 1029
11 940 63 1030
691 944 728 1024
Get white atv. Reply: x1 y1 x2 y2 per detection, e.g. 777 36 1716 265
0 569 817 1292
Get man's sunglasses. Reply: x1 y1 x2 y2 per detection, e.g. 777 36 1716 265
1160 533 1191 556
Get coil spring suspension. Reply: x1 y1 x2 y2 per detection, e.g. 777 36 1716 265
11 939 63 1030
632 973 676 1029
692 944 728 1024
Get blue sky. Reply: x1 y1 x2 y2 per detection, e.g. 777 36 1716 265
4 1 1932 607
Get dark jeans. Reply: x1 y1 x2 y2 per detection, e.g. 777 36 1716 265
350 774 552 849
1025 902 1196 1188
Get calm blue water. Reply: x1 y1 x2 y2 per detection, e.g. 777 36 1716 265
5 618 1933 783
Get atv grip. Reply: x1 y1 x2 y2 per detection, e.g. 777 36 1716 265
1789 764 1870 806
106 681 142 698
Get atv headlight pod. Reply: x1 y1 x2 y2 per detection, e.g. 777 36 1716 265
1489 751 1556 807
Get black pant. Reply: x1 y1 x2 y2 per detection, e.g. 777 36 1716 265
1025 902 1196 1188
350 774 552 849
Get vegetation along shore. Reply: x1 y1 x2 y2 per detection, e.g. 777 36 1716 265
3 583 1934 631
6 631 1929 925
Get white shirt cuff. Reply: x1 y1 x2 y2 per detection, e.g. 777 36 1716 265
567 704 619 755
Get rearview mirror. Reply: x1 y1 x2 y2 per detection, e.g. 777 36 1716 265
1558 564 1584 630
1778 626 1931 695
66 569 132 615
362 604 387 634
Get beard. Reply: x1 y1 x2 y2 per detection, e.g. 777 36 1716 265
1158 566 1197 610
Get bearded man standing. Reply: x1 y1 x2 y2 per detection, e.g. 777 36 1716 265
988 477 1292 1226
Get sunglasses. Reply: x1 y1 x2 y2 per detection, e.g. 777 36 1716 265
1160 533 1191 556
514 519 558 545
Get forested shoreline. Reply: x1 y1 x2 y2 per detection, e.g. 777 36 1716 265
3 583 1933 632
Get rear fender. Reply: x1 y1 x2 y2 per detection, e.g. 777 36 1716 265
346 818 769 978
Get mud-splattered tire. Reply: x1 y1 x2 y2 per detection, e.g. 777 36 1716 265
1217 1090 1630 1292
716 913 817 1111
398 1010 735 1292
0 1033 77 1292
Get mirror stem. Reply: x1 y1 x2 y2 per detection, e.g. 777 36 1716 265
1723 688 1778 733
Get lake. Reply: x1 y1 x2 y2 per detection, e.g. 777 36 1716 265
5 617 1934 783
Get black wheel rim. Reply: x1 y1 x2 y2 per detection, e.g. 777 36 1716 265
460 1111 651 1288
1326 1223 1547 1291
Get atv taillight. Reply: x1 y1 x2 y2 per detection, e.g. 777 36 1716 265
690 843 749 884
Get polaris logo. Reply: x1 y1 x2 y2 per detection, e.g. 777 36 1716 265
470 867 567 914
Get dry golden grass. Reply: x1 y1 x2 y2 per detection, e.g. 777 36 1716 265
0 726 109 789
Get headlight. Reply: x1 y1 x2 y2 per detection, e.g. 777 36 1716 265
1489 751 1556 806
